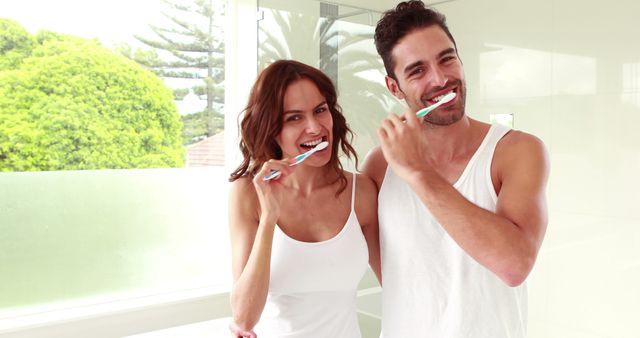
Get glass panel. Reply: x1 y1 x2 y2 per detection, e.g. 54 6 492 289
0 168 230 315
257 0 405 170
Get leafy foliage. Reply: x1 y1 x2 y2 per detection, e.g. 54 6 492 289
0 19 184 171
181 110 223 145
122 0 225 137
173 87 190 100
0 18 35 70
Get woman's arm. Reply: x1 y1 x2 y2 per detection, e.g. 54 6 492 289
229 178 272 331
356 173 382 284
229 161 293 331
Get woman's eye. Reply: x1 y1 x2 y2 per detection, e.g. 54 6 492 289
315 107 327 114
285 115 300 122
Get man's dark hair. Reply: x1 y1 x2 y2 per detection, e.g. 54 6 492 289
374 0 457 80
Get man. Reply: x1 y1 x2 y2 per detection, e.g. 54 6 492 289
362 1 549 337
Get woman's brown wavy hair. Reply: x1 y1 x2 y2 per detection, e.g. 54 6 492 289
229 60 357 195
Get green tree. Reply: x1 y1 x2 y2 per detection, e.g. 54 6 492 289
125 0 225 138
0 18 35 70
181 110 224 145
0 20 184 171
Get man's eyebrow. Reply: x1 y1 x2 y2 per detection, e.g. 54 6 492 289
403 60 424 76
402 48 457 76
438 47 456 58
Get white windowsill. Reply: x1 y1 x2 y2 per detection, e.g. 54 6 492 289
0 285 231 338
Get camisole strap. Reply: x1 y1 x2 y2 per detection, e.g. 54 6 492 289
351 172 356 211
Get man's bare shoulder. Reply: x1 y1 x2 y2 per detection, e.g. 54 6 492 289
495 129 549 178
361 146 388 191
499 129 547 154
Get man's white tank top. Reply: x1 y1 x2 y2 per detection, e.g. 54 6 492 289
254 173 368 338
378 124 527 338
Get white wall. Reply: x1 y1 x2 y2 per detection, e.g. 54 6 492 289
433 0 640 337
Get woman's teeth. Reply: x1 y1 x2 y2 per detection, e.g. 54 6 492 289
301 138 323 147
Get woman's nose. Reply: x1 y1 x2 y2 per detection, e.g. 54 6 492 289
305 116 322 134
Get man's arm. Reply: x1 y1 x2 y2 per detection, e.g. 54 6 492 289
377 111 549 286
404 132 549 286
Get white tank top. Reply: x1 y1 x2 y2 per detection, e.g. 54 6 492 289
254 173 368 338
378 124 527 338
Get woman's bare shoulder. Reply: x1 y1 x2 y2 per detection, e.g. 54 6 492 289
229 176 259 217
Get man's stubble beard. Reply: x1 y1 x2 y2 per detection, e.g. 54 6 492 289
421 80 466 126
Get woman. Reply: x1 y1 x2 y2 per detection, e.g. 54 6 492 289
228 60 381 338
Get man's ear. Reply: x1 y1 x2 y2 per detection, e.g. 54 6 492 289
385 75 405 100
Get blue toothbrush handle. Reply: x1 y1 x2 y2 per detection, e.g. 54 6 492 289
263 169 282 181
262 145 320 181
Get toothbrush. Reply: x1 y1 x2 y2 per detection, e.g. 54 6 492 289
415 92 456 118
263 141 329 181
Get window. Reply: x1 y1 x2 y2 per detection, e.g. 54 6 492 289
0 0 233 326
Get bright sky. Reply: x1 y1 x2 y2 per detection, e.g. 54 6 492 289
0 0 167 47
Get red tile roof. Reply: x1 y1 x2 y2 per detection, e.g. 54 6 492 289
186 132 225 167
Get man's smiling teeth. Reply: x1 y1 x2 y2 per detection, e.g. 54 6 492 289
301 138 323 147
431 90 454 102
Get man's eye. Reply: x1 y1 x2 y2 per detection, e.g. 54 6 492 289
442 56 456 63
410 68 423 77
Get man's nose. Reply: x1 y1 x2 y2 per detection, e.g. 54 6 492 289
427 66 448 88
